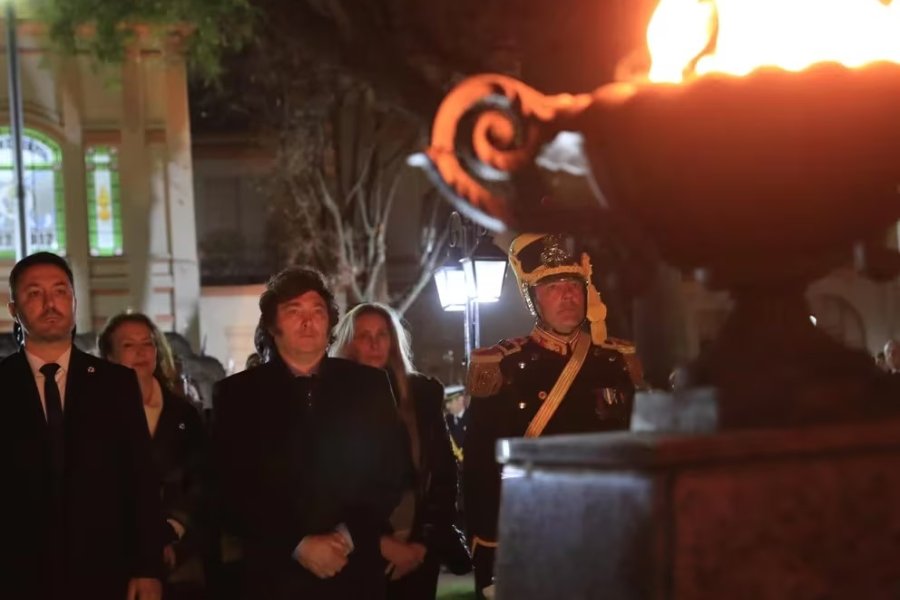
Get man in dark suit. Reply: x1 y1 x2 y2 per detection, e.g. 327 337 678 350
212 267 410 600
0 252 163 599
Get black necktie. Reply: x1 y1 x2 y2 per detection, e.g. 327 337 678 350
39 363 65 594
40 363 64 487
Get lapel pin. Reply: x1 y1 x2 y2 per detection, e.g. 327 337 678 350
87 366 95 373
178 422 186 430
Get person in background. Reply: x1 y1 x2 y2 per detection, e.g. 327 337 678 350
1 252 163 599
331 302 470 600
443 387 469 535
443 387 469 463
244 352 262 370
99 312 208 600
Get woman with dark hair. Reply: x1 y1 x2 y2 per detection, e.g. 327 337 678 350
331 303 470 600
98 312 207 599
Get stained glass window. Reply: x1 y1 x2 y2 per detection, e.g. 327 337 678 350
85 146 123 257
0 128 65 258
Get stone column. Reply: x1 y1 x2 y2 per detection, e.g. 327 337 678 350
58 55 92 333
119 47 153 314
162 32 200 346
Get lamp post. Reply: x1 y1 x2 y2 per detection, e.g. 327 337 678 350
433 244 467 312
433 212 508 365
6 0 25 260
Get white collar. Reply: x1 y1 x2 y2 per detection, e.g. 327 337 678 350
24 345 73 377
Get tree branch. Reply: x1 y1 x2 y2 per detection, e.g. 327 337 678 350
316 168 363 301
394 223 450 315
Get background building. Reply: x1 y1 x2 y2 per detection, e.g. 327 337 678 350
0 21 201 345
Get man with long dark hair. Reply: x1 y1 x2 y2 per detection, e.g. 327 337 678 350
212 267 410 599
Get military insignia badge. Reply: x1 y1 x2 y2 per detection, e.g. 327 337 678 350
593 386 625 419
539 234 573 268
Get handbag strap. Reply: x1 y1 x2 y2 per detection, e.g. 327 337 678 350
524 330 590 438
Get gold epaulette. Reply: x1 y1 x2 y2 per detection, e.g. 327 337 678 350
600 338 644 387
599 337 636 354
465 338 525 398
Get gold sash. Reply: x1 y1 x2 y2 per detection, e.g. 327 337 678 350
524 330 591 438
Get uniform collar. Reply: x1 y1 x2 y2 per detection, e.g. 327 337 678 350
530 325 579 357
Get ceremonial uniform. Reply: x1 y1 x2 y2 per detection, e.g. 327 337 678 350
445 411 468 462
462 233 643 596
464 328 637 593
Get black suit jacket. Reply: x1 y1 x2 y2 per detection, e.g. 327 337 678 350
153 388 207 578
212 355 411 600
0 347 164 600
406 374 459 551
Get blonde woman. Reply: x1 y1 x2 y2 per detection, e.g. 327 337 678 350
331 303 470 600
98 312 207 599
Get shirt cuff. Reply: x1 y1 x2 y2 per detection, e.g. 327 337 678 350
166 518 186 541
335 523 354 553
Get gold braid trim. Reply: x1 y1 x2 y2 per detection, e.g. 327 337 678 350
449 433 464 462
524 330 591 438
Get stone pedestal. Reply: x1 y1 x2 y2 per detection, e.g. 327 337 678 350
495 420 900 599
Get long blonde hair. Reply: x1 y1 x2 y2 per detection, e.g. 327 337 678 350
330 302 415 406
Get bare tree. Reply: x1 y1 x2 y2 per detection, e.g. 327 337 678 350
266 85 450 313
189 0 572 311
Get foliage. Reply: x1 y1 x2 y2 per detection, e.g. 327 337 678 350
34 0 255 81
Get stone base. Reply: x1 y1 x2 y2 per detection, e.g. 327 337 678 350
495 419 900 599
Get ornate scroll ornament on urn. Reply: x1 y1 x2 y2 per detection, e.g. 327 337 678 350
414 0 900 430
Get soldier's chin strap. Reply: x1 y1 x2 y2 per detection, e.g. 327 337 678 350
582 253 608 345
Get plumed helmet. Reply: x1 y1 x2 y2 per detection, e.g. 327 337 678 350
508 233 608 344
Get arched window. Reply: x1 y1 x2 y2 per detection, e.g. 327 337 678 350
0 128 65 258
85 146 123 256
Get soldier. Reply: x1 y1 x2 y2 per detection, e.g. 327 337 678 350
444 386 469 463
464 233 642 598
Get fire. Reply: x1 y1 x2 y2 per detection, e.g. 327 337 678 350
647 0 900 83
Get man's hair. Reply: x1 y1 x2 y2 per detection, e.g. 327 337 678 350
258 266 340 338
97 312 180 394
252 322 272 363
9 252 74 301
330 302 414 404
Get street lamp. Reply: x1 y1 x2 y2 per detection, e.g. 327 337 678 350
461 235 508 303
433 245 467 311
432 211 508 365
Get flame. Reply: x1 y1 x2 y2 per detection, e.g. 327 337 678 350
647 0 900 83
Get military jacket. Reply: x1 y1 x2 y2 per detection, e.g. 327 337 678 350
463 326 637 555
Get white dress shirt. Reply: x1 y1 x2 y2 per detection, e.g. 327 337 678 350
24 346 72 419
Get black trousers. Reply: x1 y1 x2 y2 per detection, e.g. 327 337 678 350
472 546 494 600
